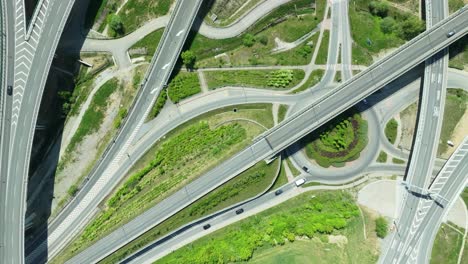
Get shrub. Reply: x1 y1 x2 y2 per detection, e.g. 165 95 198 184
267 70 294 88
399 16 425 40
380 17 396 34
385 118 398 144
369 1 389 17
243 33 256 47
297 45 313 58
68 185 78 197
108 14 124 36
258 35 268 45
375 217 388 238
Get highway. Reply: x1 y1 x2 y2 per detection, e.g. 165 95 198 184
0 0 76 262
55 7 468 263
26 1 205 262
379 0 449 262
398 137 468 263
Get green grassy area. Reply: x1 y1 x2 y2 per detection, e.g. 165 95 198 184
156 191 378 264
292 69 325 93
270 161 289 190
303 109 369 168
278 105 288 123
119 0 172 33
100 159 280 264
385 118 398 144
147 90 168 121
285 158 301 176
96 0 172 36
167 71 201 103
314 30 330 64
128 28 164 60
54 104 273 263
430 224 464 264
204 69 305 90
349 0 422 64
392 157 405 164
448 35 468 71
65 78 119 156
191 0 326 67
438 89 467 155
377 151 388 163
449 0 465 13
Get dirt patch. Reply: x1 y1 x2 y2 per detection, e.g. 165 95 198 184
328 235 348 247
398 101 418 151
441 108 468 158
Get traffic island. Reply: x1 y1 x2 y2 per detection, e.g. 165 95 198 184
302 109 369 168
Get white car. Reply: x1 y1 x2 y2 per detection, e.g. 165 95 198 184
295 178 306 187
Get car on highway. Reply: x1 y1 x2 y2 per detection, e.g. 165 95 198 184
235 208 244 215
203 224 211 230
295 178 306 186
7 85 12 96
446 30 455 37
274 189 283 196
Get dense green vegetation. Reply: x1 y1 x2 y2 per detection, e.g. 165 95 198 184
385 118 398 144
129 28 164 59
292 69 325 93
66 78 119 154
392 157 405 164
167 72 201 103
191 0 326 67
448 35 468 71
375 216 388 238
100 160 280 264
157 191 364 264
462 188 468 209
303 109 368 167
55 104 273 263
349 0 424 64
438 89 467 155
315 30 330 64
430 224 464 264
278 105 288 123
205 69 305 90
377 151 388 163
449 0 465 13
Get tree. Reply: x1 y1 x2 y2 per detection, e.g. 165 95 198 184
108 14 124 36
369 1 389 17
399 16 425 40
181 50 196 69
243 33 256 47
380 17 396 34
258 35 268 45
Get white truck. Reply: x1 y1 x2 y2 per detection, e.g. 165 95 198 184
295 178 306 187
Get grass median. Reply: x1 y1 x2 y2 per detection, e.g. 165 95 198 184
53 104 274 263
438 88 467 156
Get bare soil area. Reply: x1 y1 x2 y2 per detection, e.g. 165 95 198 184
398 101 418 151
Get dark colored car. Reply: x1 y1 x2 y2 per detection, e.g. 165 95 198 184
203 224 211 230
302 166 309 172
275 189 283 196
446 31 455 37
235 208 244 215
7 85 12 96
